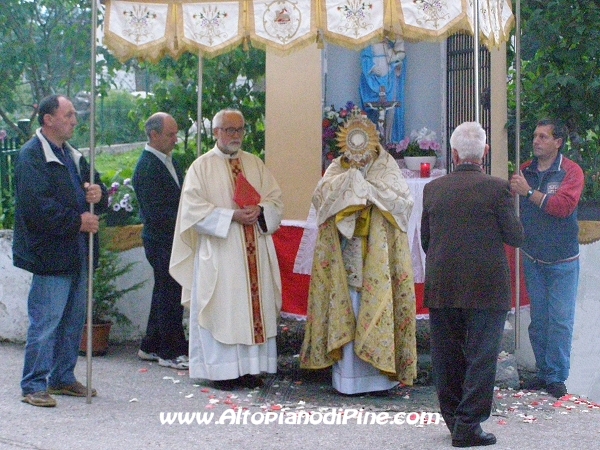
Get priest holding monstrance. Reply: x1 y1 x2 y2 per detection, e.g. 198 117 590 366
300 108 417 395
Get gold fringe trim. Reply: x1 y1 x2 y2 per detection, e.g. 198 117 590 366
100 224 144 252
579 221 600 245
103 0 514 61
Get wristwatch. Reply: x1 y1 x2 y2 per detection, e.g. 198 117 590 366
525 189 534 199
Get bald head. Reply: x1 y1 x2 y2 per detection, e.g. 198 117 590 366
145 113 178 155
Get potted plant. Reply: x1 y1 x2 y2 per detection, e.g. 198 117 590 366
101 170 144 251
80 243 145 356
104 171 141 227
389 127 442 170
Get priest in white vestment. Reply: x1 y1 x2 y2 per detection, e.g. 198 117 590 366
300 109 417 394
170 109 283 390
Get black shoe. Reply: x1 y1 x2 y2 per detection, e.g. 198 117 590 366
212 378 240 391
365 388 394 397
546 382 567 398
240 374 264 389
445 418 456 434
521 377 547 391
452 431 497 448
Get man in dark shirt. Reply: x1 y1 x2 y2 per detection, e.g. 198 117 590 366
133 112 188 370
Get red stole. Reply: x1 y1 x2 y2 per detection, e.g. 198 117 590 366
228 158 265 344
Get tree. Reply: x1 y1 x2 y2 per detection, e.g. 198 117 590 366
0 0 108 139
508 2 600 202
509 2 600 156
131 48 266 167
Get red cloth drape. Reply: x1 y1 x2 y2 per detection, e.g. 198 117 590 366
273 227 529 318
272 226 311 317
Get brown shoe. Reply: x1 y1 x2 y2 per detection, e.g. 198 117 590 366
48 381 97 397
22 391 57 407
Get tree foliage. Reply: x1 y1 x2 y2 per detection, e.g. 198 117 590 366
0 0 95 138
131 48 266 167
510 2 600 155
508 2 600 201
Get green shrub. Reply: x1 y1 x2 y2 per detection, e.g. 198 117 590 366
92 243 145 326
71 91 146 147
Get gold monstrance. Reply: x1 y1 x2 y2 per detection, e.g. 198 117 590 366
336 106 381 167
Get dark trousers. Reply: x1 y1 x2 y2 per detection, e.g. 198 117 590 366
140 238 187 360
429 307 507 438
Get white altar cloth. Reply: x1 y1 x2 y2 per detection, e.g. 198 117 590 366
292 166 446 283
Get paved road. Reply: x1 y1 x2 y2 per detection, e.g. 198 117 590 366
1 342 599 450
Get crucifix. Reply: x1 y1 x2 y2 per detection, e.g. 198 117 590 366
365 86 399 146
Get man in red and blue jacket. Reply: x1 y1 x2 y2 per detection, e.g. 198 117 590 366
511 118 584 399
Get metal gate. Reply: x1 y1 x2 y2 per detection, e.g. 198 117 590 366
446 33 492 174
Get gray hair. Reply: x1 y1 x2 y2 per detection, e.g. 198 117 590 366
212 109 244 129
450 122 486 161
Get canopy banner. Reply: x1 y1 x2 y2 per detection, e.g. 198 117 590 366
103 0 513 62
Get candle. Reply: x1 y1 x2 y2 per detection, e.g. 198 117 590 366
420 162 431 178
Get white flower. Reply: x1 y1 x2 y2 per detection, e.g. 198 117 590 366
411 127 438 144
112 203 121 212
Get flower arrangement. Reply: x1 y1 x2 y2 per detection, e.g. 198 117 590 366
322 101 359 171
387 127 442 158
104 173 141 227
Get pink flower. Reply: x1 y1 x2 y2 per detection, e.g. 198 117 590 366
398 137 410 151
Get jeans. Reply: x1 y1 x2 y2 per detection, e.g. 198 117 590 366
524 257 579 384
21 267 88 395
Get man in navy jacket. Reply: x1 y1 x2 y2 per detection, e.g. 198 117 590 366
133 113 188 370
14 94 108 407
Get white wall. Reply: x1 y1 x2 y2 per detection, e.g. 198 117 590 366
110 246 154 342
0 231 31 341
566 240 600 401
0 231 154 344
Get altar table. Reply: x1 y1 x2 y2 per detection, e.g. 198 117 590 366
273 168 444 318
273 167 528 319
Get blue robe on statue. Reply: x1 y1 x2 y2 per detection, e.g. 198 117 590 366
359 43 407 144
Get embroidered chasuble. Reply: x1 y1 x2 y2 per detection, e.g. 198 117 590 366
170 147 283 347
300 150 418 385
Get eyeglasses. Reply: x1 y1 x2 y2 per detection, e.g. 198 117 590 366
219 127 246 137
